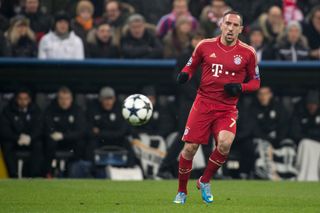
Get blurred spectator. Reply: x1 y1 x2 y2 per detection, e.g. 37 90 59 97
20 0 52 42
0 88 43 177
255 5 285 43
123 0 171 24
44 86 86 176
97 0 134 46
133 86 176 137
163 16 193 58
242 0 283 26
71 0 94 42
248 27 276 61
121 14 163 59
251 86 289 180
297 0 319 16
0 31 11 57
158 32 204 179
156 0 198 39
38 11 84 59
0 0 21 18
291 90 320 181
86 86 134 166
276 21 309 61
282 0 303 23
199 0 230 38
5 16 37 57
85 22 120 58
303 5 320 60
0 11 9 32
188 0 211 19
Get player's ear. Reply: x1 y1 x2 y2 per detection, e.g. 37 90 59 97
239 26 244 34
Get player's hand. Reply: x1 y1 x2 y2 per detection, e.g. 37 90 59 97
177 72 189 84
224 83 242 96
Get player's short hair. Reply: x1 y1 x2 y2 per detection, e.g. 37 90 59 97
223 10 243 26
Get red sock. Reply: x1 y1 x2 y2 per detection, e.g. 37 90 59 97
178 154 193 194
201 149 228 183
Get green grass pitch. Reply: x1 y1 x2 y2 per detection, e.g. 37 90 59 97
0 179 319 213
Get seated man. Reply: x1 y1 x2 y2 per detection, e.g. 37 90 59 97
121 14 163 59
44 86 85 176
291 90 320 181
251 86 292 180
0 88 42 177
86 87 134 166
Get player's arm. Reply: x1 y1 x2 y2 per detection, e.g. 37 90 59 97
224 49 260 96
177 42 203 84
241 50 260 92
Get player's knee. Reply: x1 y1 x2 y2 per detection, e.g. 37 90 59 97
182 143 199 158
217 141 231 155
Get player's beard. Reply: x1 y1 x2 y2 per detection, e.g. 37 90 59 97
224 33 236 45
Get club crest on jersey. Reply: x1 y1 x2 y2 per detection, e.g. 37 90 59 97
186 57 192 66
233 55 242 65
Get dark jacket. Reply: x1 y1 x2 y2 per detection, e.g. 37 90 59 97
251 98 289 147
0 32 11 57
85 35 120 58
276 37 310 61
302 20 320 50
0 100 42 143
121 29 163 58
291 102 320 143
71 19 91 42
22 10 52 39
9 36 37 57
132 102 175 137
44 100 85 141
86 101 128 144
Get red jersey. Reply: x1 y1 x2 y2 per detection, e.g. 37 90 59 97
181 36 260 108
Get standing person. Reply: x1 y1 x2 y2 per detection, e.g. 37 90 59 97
173 11 260 204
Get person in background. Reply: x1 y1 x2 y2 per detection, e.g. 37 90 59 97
121 14 163 59
86 86 134 166
0 88 43 177
98 0 134 47
44 86 86 176
156 0 198 39
291 90 320 181
132 86 176 138
71 0 94 42
251 86 289 180
255 5 285 43
0 31 11 57
276 21 309 61
303 5 320 60
38 11 84 59
199 0 230 38
5 15 37 57
248 27 276 61
85 22 119 58
163 16 193 58
20 0 52 42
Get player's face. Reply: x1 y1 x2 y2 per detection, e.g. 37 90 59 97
220 14 243 45
16 92 31 109
287 25 300 44
257 87 273 106
101 97 115 110
58 92 73 110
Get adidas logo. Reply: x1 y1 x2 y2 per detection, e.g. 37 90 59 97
210 52 216 58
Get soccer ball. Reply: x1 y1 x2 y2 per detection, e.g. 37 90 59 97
122 94 153 126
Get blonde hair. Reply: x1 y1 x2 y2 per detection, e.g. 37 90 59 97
5 17 35 44
76 0 94 16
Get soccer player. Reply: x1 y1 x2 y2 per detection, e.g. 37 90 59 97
173 10 260 204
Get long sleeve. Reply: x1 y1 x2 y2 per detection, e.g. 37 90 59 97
63 109 85 141
241 49 260 92
180 41 203 80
